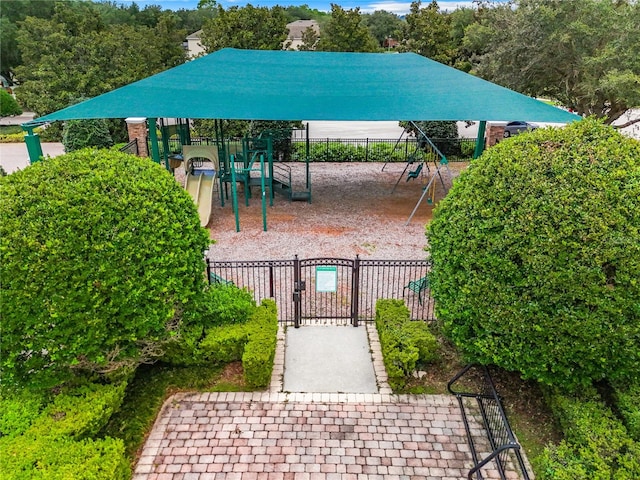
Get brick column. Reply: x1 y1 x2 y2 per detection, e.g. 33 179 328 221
125 117 148 157
486 123 505 147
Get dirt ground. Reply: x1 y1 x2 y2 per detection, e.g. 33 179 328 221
199 161 468 261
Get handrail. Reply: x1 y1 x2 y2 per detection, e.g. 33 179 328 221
448 364 532 480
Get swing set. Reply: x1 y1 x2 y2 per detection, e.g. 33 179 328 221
387 122 452 224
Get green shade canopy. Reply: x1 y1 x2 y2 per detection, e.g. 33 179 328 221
31 48 580 124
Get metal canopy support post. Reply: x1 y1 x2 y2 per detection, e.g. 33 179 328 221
148 118 161 164
474 121 487 159
230 154 240 232
22 125 44 164
260 154 267 232
159 118 171 170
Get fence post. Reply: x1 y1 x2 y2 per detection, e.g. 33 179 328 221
352 255 360 327
365 138 369 163
293 255 301 328
206 258 211 285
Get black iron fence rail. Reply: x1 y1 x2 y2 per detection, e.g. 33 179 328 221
119 139 139 156
206 257 435 324
448 364 532 480
159 136 476 163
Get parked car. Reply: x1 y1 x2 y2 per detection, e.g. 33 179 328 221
503 121 538 137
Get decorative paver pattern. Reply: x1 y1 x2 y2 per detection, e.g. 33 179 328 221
132 323 531 479
134 392 473 480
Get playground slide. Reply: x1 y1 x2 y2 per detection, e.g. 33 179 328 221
185 171 217 227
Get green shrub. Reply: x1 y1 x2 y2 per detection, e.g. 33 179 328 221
242 299 279 388
62 119 114 152
0 382 130 479
538 391 640 479
614 383 640 442
0 388 48 439
163 284 257 366
0 435 129 480
427 118 640 390
0 149 210 389
199 299 278 388
375 299 439 390
30 382 127 440
200 323 249 364
0 89 22 117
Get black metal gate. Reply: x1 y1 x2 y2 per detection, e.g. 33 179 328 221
207 256 434 326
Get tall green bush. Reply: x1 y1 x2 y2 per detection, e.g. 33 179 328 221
62 118 114 152
0 149 210 388
427 119 640 390
0 89 22 117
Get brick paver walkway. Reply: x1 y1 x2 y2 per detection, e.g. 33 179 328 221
132 324 530 479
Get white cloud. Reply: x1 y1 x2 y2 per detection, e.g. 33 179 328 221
363 1 477 15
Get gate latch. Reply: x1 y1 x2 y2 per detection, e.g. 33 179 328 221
295 281 306 291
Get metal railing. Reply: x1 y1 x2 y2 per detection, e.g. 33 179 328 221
157 136 476 164
291 137 476 163
119 139 138 156
448 364 532 480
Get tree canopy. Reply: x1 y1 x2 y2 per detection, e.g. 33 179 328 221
465 0 640 124
315 4 379 53
200 4 289 52
13 1 186 117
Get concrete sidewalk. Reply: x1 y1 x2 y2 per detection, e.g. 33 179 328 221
0 142 65 174
283 326 377 394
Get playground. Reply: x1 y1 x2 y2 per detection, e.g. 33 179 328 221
180 160 469 261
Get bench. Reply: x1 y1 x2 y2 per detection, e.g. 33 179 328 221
448 364 532 480
403 275 429 305
209 271 233 286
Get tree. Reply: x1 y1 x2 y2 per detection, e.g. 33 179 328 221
401 1 455 64
0 89 22 117
62 118 113 152
200 4 289 52
0 149 210 389
465 0 640 125
14 1 186 117
0 0 56 81
298 26 320 51
315 4 379 53
362 10 405 48
427 119 640 390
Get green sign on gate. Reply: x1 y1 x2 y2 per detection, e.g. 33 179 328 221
316 266 337 293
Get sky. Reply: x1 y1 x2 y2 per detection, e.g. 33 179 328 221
115 0 481 15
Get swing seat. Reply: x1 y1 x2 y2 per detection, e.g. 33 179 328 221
406 163 423 181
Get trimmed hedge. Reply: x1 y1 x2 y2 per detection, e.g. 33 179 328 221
427 118 640 390
375 299 438 391
200 299 279 389
163 284 257 366
0 149 210 388
0 382 130 479
614 383 640 442
538 391 640 479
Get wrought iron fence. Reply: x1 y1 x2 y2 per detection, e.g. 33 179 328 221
206 257 435 325
291 137 476 163
158 136 476 163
